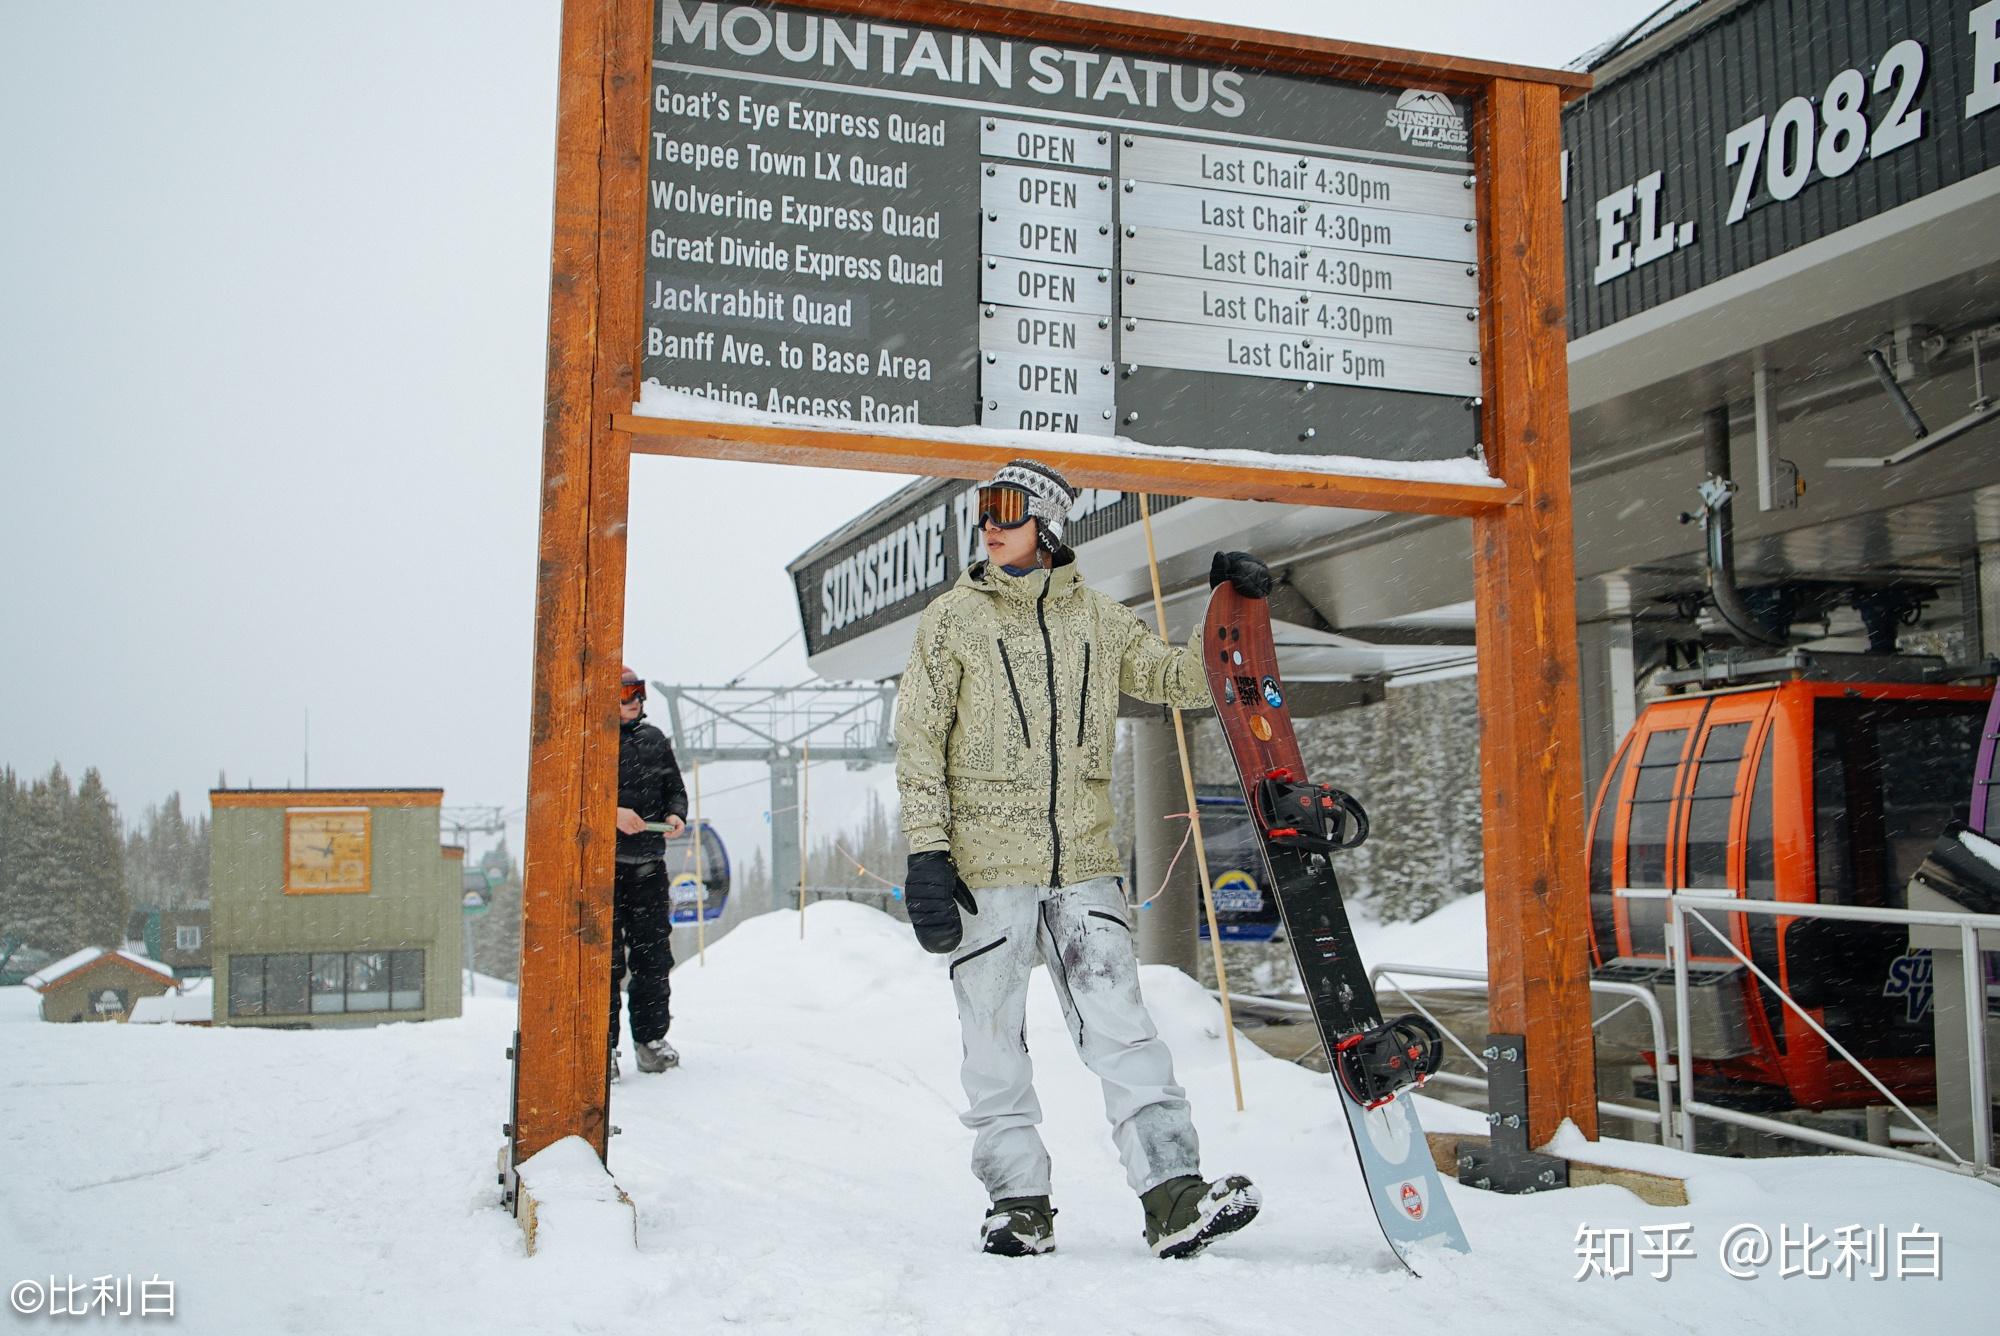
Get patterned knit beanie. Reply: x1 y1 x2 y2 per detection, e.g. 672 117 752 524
988 459 1077 554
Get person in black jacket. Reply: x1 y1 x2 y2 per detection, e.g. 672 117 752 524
611 664 689 1078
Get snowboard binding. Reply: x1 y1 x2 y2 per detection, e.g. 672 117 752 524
1334 1015 1444 1110
1254 770 1369 854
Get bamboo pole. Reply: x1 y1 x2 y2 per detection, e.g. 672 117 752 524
692 761 706 966
1136 492 1245 1113
797 744 809 937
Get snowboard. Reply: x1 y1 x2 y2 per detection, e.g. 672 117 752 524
1201 583 1470 1274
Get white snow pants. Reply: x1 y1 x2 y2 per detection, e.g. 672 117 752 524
947 875 1200 1201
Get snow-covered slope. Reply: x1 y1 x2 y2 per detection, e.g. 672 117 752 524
1349 890 1491 982
3 902 1993 1333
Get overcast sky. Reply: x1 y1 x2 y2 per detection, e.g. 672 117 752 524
0 0 1665 863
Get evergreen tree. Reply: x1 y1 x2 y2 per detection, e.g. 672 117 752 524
741 845 770 909
11 766 84 954
1138 675 1486 998
799 789 907 910
467 840 522 985
70 769 127 948
123 792 211 911
0 764 206 955
0 766 21 942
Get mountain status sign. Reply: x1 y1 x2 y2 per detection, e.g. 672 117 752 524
641 0 1486 463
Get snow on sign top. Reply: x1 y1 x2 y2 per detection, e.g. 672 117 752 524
23 947 175 992
636 0 1489 474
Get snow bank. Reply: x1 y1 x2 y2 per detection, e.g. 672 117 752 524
128 978 212 1024
1958 826 2000 876
1349 891 1492 985
515 1135 637 1260
0 984 44 1024
3 902 1993 1333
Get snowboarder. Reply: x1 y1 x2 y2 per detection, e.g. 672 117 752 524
610 664 689 1080
893 458 1275 1258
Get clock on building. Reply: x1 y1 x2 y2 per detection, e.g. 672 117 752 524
285 808 371 894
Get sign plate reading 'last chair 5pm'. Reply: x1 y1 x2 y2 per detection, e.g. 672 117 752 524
642 0 1483 462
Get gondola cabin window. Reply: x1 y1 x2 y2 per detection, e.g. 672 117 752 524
1811 699 1984 910
1624 728 1690 955
1586 739 1636 966
1977 687 2000 835
1684 723 1751 891
1742 737 1786 1051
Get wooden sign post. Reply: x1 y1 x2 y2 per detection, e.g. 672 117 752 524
512 0 1593 1208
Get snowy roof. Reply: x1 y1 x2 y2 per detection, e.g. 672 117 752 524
24 947 176 992
1566 0 1713 73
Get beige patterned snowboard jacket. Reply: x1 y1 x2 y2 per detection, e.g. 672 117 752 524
894 553 1212 891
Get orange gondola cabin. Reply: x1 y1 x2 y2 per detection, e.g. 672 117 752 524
1587 676 1990 1110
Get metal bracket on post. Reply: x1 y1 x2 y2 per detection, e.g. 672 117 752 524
1455 1033 1571 1193
1752 364 1799 512
500 1029 522 1214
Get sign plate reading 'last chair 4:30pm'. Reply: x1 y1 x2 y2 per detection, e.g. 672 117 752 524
641 1 1484 464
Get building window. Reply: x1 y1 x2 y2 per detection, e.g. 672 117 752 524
267 954 309 1016
175 925 202 951
311 953 346 1014
227 957 265 1017
227 950 426 1017
389 950 424 1011
348 952 390 1012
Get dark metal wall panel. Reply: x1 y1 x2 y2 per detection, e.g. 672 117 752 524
1563 0 2000 338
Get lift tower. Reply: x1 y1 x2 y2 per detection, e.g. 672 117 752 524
654 683 896 911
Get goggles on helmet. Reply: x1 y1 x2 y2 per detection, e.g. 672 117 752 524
619 677 646 705
976 484 1035 530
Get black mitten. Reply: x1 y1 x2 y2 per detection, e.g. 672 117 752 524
904 851 977 954
1209 550 1274 598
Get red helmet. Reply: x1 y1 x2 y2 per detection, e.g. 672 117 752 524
619 665 645 705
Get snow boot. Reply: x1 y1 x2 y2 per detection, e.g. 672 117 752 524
981 1196 1057 1256
1141 1174 1261 1259
636 1037 680 1073
608 1049 622 1085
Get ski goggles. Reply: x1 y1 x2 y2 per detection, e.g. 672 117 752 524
976 483 1035 530
619 678 646 705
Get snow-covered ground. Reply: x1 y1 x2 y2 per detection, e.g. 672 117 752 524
3 902 1994 1333
1350 890 1491 983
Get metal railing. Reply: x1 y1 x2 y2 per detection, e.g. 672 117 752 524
801 885 899 904
1618 888 2000 1180
1369 964 1678 1145
1215 968 1677 1143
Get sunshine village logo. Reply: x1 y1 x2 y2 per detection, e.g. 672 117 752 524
1882 949 1934 1023
1386 89 1469 151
